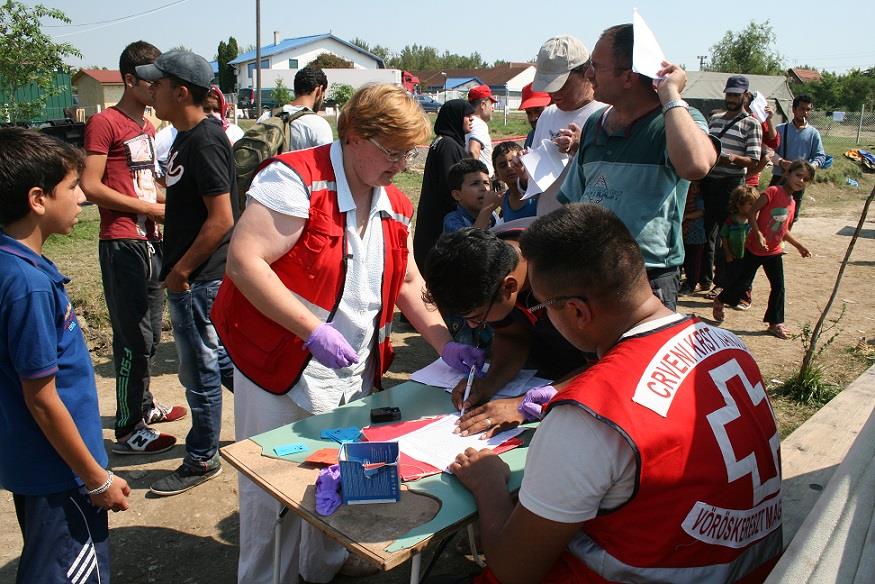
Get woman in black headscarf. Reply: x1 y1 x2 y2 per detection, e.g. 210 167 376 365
413 99 475 268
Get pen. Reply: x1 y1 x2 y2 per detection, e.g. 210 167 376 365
460 364 476 417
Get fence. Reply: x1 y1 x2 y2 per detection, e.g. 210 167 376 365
810 107 875 153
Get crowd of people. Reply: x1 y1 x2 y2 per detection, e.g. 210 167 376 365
0 20 832 583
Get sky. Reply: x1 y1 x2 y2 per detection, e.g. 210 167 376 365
36 0 875 75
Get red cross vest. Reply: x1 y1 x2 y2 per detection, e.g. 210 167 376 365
478 317 783 584
211 144 412 394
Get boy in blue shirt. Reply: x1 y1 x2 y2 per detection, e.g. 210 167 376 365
0 128 130 583
443 159 502 233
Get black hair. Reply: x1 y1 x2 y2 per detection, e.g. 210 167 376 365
422 228 519 315
793 94 813 109
294 65 328 96
119 40 160 78
601 23 652 88
447 159 489 192
492 141 522 165
167 74 208 105
0 128 84 225
520 204 645 304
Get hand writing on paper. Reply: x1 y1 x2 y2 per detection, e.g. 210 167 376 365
456 398 525 438
450 447 510 494
451 376 490 411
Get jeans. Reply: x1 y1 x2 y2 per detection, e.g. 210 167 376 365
168 280 232 469
648 267 681 311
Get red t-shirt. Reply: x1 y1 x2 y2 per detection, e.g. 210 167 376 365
746 185 795 256
84 107 160 240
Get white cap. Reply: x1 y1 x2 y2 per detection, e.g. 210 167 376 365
532 35 590 93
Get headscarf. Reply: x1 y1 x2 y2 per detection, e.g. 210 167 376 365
208 85 230 131
433 99 475 146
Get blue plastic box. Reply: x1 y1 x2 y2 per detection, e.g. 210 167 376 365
338 442 400 505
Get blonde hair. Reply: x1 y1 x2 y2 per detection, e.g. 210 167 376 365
728 185 760 214
337 84 431 149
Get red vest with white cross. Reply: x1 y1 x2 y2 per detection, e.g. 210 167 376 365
211 144 412 394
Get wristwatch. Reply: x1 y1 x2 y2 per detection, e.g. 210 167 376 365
662 99 689 114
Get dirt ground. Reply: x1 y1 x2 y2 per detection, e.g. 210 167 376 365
1 182 873 583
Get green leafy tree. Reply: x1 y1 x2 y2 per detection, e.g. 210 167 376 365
272 78 292 106
808 68 875 111
328 83 354 108
0 1 81 121
706 20 784 75
311 53 353 69
216 36 239 93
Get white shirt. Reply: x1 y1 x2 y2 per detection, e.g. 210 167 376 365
465 116 494 176
246 141 392 414
154 121 244 165
280 105 334 151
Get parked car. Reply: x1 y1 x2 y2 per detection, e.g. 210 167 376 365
237 87 276 117
414 94 442 113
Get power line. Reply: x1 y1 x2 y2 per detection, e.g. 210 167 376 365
47 0 191 37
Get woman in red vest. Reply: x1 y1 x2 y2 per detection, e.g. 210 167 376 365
212 84 485 583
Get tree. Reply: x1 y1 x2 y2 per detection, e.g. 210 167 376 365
216 36 239 93
0 1 81 121
311 52 353 69
706 20 784 75
328 83 354 108
808 68 875 111
272 78 292 106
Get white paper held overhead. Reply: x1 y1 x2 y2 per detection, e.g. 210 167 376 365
632 9 667 80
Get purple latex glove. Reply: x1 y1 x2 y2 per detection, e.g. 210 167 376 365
441 342 486 376
518 385 558 422
305 323 360 369
315 464 342 516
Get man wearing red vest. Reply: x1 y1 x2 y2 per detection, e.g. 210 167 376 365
451 204 782 583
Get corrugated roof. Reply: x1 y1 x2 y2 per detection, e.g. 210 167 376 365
228 33 384 67
789 68 822 84
73 69 123 84
416 63 534 89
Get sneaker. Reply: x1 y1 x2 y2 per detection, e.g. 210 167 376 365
149 464 222 496
735 300 751 311
143 402 187 424
112 426 176 455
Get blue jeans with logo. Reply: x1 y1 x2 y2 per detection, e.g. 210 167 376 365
168 280 231 470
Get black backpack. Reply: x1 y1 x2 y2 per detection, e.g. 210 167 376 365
232 108 315 208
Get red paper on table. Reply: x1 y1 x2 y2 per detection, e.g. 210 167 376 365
361 417 522 482
304 447 339 466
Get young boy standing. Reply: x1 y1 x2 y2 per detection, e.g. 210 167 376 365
0 128 130 583
443 159 502 233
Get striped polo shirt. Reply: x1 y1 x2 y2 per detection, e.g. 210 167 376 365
707 113 762 178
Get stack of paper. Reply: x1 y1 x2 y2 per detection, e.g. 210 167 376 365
410 358 550 398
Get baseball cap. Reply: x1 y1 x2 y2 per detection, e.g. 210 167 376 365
468 85 498 103
518 83 551 110
723 75 749 94
533 35 590 93
136 50 213 90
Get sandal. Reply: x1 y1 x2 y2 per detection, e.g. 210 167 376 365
767 324 789 339
712 300 725 323
704 286 722 300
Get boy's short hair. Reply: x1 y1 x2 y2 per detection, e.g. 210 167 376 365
422 228 519 315
448 159 489 192
0 128 84 225
294 66 328 96
492 141 523 165
728 185 760 214
168 75 208 105
119 40 161 78
520 204 645 305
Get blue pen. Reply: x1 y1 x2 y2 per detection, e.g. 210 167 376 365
459 364 476 417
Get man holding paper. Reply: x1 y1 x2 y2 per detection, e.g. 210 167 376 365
557 23 718 310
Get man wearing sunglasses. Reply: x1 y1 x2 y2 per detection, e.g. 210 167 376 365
449 204 782 584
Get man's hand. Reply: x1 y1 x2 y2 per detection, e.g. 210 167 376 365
146 202 166 224
655 61 687 102
451 376 491 410
456 398 525 438
553 123 581 155
765 105 774 121
90 474 131 512
163 267 191 293
450 447 510 494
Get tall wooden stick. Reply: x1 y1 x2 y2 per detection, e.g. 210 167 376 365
801 183 875 375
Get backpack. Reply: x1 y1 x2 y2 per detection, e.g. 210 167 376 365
232 107 315 208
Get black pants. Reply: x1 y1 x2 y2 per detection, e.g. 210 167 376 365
701 175 745 286
682 243 705 289
648 267 680 311
99 239 164 438
769 174 804 224
718 252 785 325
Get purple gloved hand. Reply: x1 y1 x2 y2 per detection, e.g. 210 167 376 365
305 323 360 369
315 464 342 516
518 385 558 422
441 342 486 376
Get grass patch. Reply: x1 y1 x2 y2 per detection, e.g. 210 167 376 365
776 365 841 406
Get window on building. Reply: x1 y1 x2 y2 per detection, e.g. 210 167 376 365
288 59 299 69
247 58 270 80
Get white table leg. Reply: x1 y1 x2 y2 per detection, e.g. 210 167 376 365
409 551 422 584
467 523 486 567
273 507 289 584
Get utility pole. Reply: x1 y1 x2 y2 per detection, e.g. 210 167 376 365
255 0 261 113
697 55 707 69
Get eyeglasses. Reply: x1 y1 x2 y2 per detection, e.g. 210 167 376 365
528 295 587 312
369 138 419 164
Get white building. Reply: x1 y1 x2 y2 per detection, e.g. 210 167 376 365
230 32 384 90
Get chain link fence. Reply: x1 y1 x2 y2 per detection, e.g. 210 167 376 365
810 107 875 153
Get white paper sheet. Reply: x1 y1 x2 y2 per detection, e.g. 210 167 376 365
410 357 548 397
521 139 567 200
833 111 845 122
396 414 525 473
750 92 768 123
632 9 667 79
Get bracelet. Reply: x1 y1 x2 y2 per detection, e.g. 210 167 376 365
87 470 114 496
661 98 689 114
